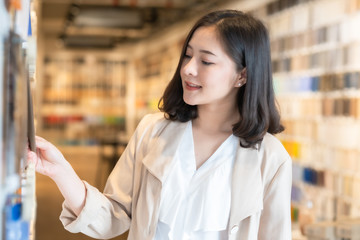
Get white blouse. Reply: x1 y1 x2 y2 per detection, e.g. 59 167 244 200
155 121 238 240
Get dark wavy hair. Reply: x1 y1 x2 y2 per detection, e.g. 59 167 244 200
158 10 284 148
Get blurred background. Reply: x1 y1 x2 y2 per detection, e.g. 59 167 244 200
2 0 360 239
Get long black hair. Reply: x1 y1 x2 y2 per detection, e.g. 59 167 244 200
158 10 284 148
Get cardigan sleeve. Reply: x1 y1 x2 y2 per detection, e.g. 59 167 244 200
60 180 131 239
258 156 292 240
59 114 156 239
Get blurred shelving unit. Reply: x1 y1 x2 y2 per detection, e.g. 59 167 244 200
39 55 128 146
260 0 360 239
1 0 38 239
133 39 183 123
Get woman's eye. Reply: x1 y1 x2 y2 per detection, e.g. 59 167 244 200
202 60 213 65
184 54 192 59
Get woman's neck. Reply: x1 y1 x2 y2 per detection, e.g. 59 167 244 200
193 104 239 134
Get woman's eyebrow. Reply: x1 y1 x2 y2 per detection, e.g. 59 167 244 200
200 49 216 56
187 45 216 56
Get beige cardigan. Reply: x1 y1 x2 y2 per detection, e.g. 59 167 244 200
60 113 292 240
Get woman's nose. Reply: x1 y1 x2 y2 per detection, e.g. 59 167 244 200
183 57 197 77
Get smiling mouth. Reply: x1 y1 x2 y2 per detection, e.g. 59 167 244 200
185 81 201 89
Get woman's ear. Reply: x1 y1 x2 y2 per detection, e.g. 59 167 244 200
235 68 247 87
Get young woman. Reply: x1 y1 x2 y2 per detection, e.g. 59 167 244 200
28 10 292 240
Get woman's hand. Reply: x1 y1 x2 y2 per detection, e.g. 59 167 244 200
27 136 71 181
27 136 87 216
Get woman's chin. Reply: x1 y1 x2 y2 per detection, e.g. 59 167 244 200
183 97 197 106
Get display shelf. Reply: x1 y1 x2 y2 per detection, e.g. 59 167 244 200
1 1 10 235
264 0 360 238
1 0 38 239
133 41 183 123
39 55 128 145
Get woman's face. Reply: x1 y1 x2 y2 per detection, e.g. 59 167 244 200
180 26 242 108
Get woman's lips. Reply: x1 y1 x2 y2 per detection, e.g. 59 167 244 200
185 81 201 90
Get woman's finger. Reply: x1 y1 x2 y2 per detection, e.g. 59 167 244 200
27 150 37 165
34 139 49 150
34 137 56 152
